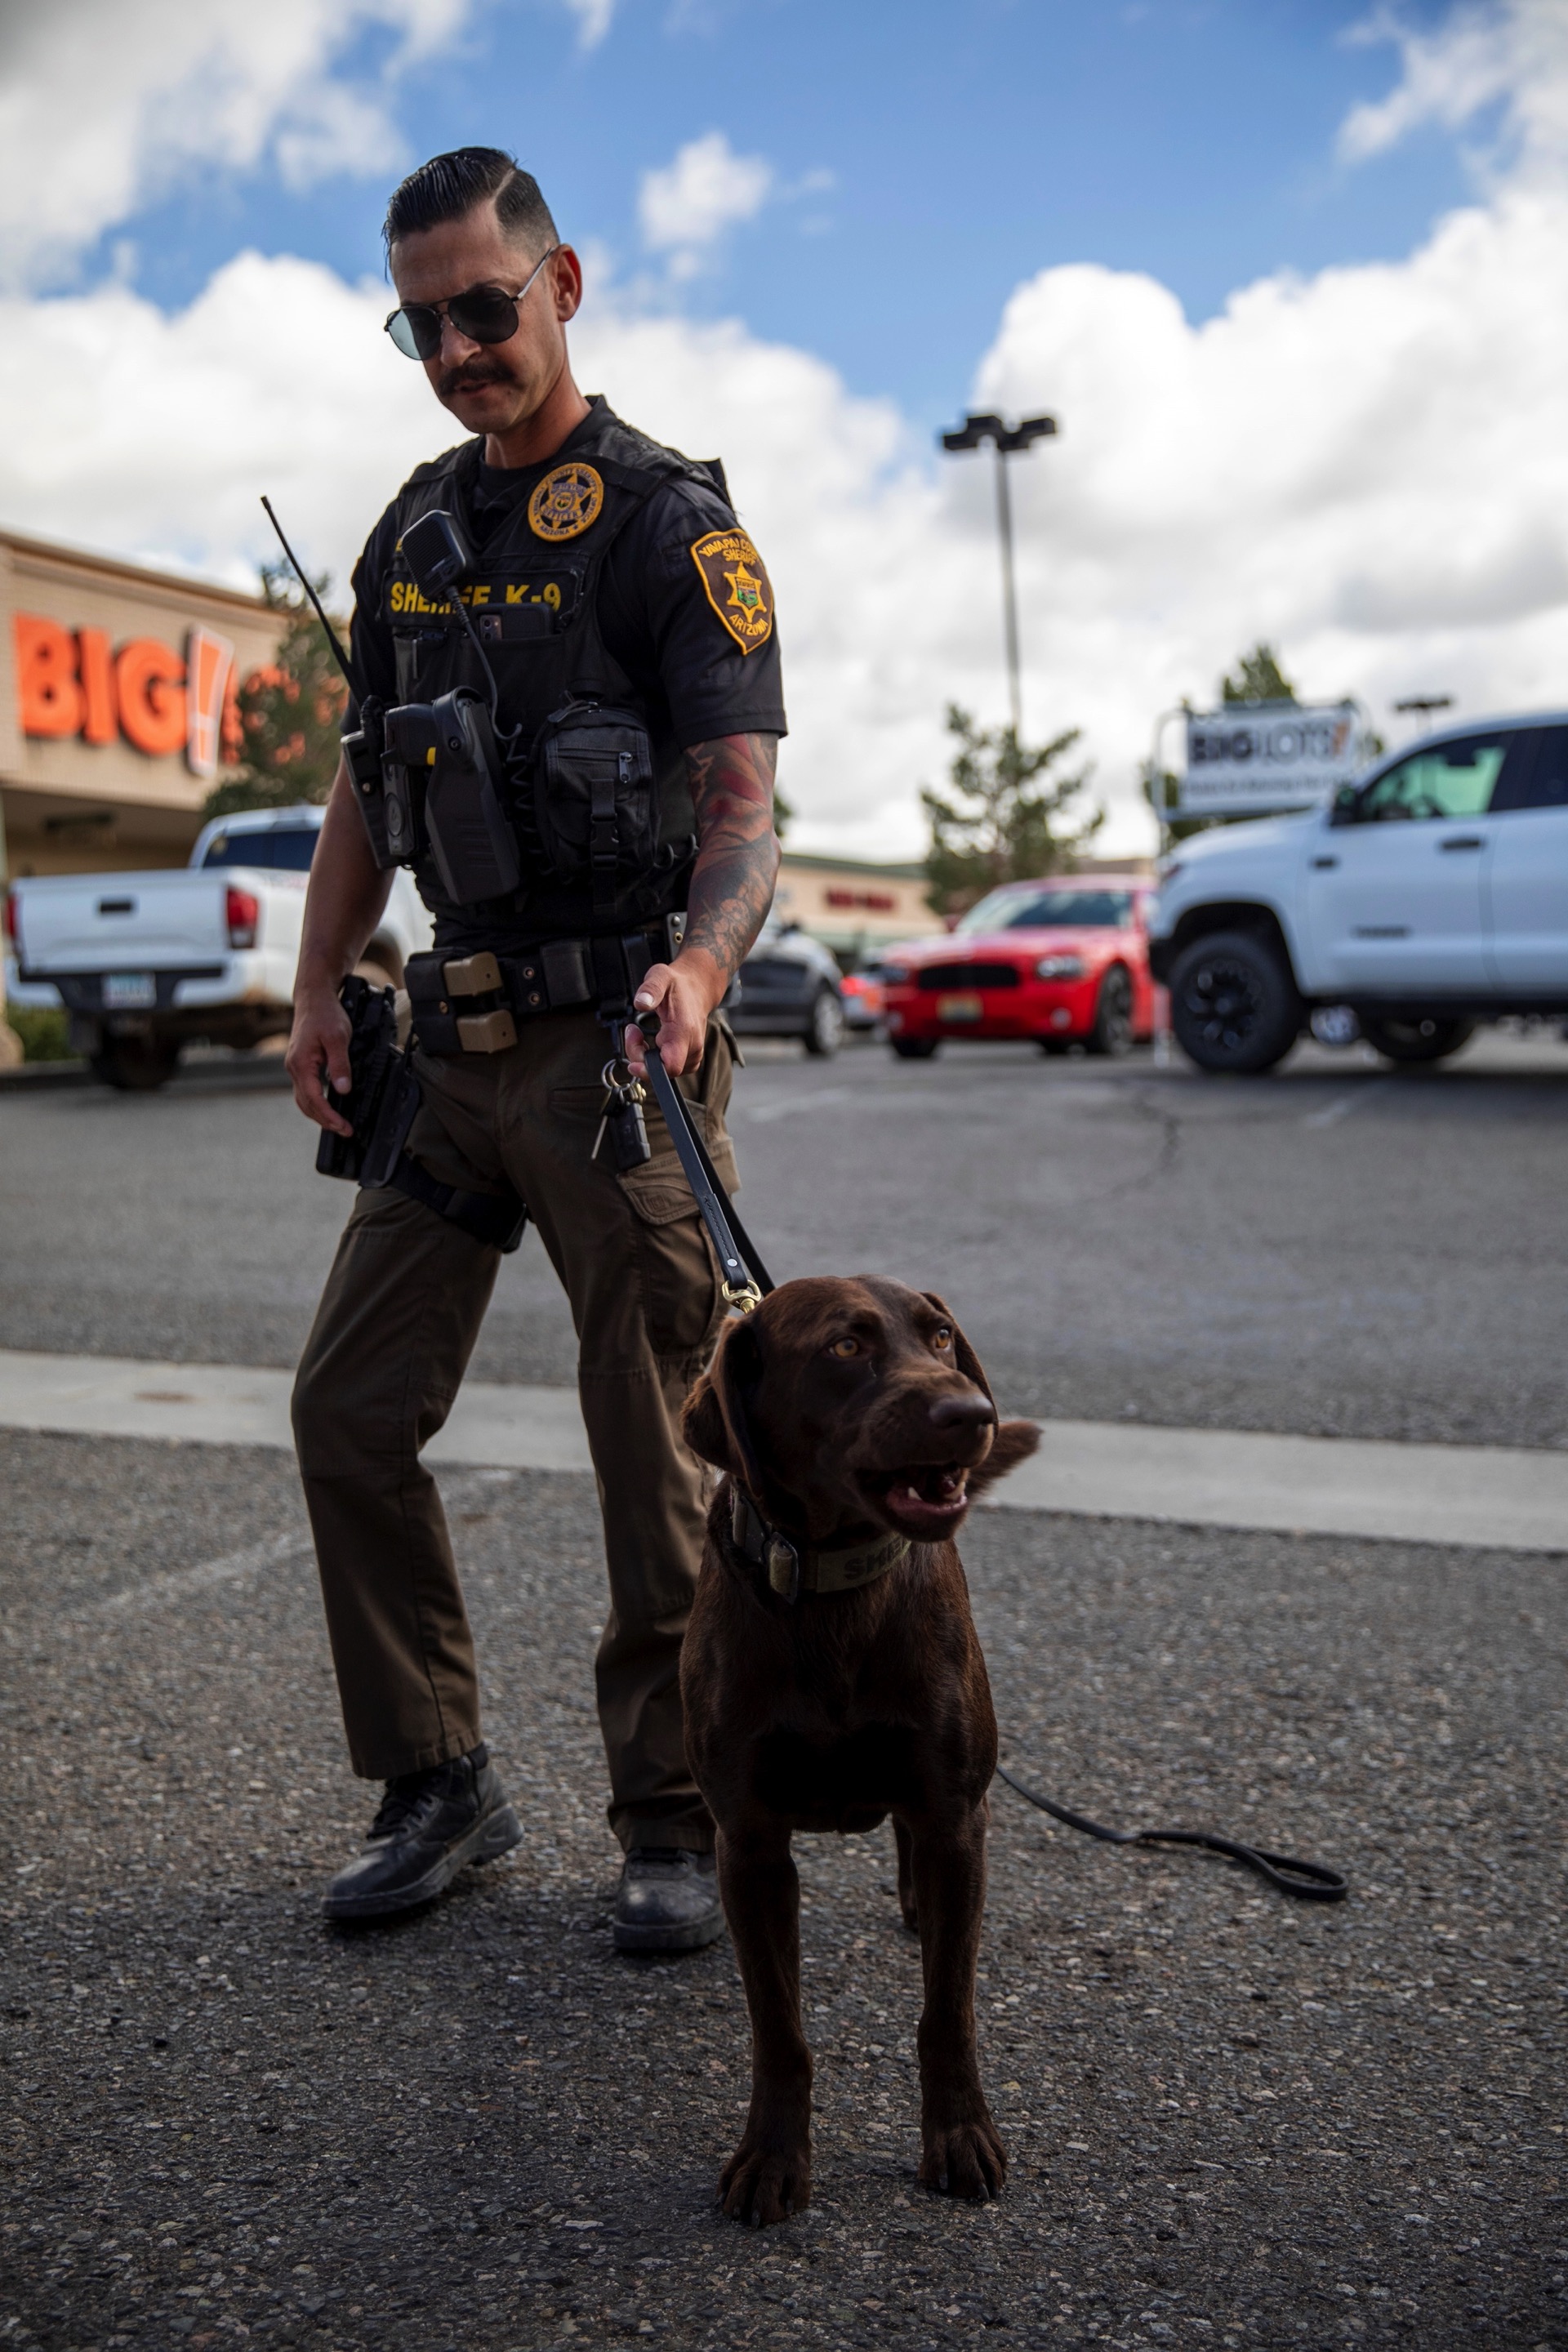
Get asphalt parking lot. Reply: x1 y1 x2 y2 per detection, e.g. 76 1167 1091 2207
2 1027 1566 2349
3 1027 1566 1447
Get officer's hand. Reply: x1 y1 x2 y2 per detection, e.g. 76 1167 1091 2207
626 952 720 1078
287 983 354 1138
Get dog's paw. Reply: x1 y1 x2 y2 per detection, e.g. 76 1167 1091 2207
918 2115 1007 2202
719 2135 812 2227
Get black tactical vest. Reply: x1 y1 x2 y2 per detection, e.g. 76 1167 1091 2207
381 407 721 952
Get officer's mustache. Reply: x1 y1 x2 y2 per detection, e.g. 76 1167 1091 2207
439 359 510 398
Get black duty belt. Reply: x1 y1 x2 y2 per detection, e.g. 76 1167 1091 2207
406 922 679 1055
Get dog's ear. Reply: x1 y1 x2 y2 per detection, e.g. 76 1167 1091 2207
682 1315 766 1492
968 1419 1041 1494
922 1290 995 1408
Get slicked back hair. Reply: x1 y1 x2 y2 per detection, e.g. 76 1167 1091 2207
383 148 558 258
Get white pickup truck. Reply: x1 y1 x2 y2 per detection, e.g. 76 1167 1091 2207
1147 711 1568 1073
6 804 431 1089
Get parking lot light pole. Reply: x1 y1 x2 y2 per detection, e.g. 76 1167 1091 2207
940 411 1057 737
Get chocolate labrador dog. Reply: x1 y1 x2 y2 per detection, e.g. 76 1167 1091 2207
679 1274 1040 2225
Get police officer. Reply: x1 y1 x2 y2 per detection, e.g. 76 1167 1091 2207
286 147 784 1953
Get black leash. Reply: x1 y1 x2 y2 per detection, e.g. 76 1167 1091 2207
633 1010 775 1312
632 1005 1346 1904
996 1763 1348 1902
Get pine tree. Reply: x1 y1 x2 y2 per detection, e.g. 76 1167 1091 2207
921 705 1101 914
1220 643 1296 705
203 563 348 818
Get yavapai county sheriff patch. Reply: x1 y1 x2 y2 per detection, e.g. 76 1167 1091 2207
690 529 773 654
528 461 604 542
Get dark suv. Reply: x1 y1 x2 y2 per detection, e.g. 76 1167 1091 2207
727 920 848 1055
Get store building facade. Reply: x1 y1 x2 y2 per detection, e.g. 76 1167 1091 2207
0 529 281 880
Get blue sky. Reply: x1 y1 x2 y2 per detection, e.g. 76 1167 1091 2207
90 0 1477 431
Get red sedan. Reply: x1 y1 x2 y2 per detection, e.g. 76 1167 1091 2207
880 877 1156 1058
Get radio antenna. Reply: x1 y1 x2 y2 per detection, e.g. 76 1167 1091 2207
259 495 360 700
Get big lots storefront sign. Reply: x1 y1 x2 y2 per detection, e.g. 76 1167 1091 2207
13 614 241 780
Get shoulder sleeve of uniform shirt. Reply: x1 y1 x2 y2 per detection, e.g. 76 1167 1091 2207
599 474 787 749
343 497 403 724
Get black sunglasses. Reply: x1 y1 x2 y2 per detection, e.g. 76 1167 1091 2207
385 246 559 362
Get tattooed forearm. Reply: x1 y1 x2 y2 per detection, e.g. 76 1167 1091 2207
682 733 782 986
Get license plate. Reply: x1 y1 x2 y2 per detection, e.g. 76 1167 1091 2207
936 991 984 1022
103 973 156 1009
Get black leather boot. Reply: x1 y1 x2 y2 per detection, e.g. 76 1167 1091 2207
323 1744 522 1922
612 1847 725 1953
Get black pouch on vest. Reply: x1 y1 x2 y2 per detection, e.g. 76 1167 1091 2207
532 702 657 916
423 689 521 905
381 701 434 866
343 697 399 870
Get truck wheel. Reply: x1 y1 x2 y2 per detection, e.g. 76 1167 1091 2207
1361 1016 1476 1066
1086 964 1134 1058
90 1036 182 1092
803 987 846 1058
1169 930 1303 1076
890 1036 939 1060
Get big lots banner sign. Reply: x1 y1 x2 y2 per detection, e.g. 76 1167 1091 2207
13 615 241 782
1180 702 1361 818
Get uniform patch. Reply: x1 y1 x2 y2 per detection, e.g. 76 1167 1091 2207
689 529 773 655
528 461 604 542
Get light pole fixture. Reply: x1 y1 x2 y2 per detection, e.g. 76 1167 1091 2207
939 410 1057 737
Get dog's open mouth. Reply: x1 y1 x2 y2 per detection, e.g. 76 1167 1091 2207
862 1461 971 1539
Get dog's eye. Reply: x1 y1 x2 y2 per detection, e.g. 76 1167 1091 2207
826 1337 861 1359
933 1326 953 1350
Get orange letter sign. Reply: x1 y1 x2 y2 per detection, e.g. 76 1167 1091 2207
115 638 187 758
77 627 118 746
15 616 83 737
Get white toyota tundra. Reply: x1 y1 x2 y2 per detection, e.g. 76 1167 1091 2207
6 804 431 1089
1147 711 1568 1073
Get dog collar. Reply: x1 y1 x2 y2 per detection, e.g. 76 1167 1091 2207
728 1486 910 1606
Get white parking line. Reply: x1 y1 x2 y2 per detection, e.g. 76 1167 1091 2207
744 1087 858 1124
2 1348 1563 1553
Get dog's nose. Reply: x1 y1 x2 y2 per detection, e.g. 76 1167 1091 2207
928 1391 996 1431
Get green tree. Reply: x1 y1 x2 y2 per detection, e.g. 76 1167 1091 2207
1221 643 1296 704
921 704 1102 915
202 562 349 819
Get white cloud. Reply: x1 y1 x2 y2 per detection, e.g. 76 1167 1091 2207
563 0 618 47
0 0 475 291
639 132 773 277
7 176 1568 862
4 2 1568 860
1340 1 1568 184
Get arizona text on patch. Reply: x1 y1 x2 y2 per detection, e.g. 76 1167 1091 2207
690 529 774 654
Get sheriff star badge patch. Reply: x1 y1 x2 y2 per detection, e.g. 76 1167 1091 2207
528 461 605 542
689 528 774 654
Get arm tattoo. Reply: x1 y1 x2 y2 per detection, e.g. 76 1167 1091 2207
682 733 782 983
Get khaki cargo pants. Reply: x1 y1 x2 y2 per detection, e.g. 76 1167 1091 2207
291 1009 737 1853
